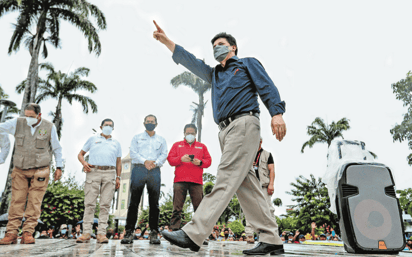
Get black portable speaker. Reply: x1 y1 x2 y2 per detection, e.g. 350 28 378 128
336 163 405 254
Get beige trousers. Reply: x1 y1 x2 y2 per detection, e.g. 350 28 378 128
7 166 50 234
82 168 115 235
182 115 282 246
245 185 276 237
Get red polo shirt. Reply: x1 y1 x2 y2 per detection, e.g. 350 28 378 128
167 139 212 185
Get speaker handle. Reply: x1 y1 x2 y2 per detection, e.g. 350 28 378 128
335 195 340 221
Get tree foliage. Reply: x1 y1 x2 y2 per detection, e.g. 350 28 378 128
396 188 412 215
227 220 244 235
301 117 350 153
16 63 98 139
286 174 339 234
40 170 85 228
391 71 412 165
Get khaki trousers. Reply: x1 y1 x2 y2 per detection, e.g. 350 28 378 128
245 185 276 237
82 168 115 235
7 166 50 234
182 115 282 246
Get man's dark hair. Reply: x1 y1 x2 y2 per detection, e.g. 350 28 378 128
101 118 114 127
144 114 157 124
184 124 197 134
211 32 238 55
24 103 41 114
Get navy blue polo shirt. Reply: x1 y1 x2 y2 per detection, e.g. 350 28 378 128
172 44 286 124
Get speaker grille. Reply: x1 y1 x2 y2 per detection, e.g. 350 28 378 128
385 186 396 198
342 184 359 198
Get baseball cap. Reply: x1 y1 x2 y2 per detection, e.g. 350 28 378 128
298 234 305 239
320 234 326 237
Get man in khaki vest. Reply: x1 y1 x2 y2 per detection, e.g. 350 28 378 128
0 103 63 245
245 137 276 244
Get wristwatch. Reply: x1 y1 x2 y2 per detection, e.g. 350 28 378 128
116 176 121 180
199 161 203 166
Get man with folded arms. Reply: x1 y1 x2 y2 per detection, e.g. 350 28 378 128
76 118 122 244
153 21 287 255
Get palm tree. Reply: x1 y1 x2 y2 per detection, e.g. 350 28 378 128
171 71 211 142
301 117 350 153
16 63 98 139
0 0 106 114
0 84 19 120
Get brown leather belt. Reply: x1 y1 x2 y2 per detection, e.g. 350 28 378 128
95 166 115 170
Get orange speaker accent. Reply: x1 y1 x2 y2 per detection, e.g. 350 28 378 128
379 241 387 249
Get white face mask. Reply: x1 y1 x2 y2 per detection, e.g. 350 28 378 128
102 126 113 136
185 134 195 143
26 116 38 126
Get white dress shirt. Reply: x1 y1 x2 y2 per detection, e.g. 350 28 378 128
0 118 64 167
0 133 10 164
130 131 167 167
82 134 122 167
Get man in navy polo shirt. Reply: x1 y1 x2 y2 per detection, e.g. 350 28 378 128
153 21 287 255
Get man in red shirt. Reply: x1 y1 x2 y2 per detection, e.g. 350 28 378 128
167 124 212 231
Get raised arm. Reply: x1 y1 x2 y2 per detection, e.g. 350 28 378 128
152 20 213 84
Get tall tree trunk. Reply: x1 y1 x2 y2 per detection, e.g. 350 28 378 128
2 27 45 215
19 33 43 114
2 29 45 215
54 97 63 140
197 93 204 142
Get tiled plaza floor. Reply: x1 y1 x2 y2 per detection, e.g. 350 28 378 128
0 239 411 256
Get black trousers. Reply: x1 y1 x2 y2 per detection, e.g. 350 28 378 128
125 165 161 232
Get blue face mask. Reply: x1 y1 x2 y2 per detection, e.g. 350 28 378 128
145 123 156 131
135 233 141 237
61 229 67 235
213 45 230 62
143 235 149 239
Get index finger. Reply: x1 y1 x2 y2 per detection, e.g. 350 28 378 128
153 20 161 31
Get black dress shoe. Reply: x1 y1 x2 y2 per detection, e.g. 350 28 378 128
242 242 284 255
161 230 200 252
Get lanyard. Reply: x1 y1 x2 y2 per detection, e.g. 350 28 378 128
255 151 262 164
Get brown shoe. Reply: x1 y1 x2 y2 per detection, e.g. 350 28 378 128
96 234 109 244
21 232 35 244
247 236 255 244
0 232 18 245
76 233 91 243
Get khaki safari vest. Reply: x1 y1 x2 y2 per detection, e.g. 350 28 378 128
257 149 271 187
13 118 53 169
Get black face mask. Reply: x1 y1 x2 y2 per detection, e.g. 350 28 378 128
145 123 156 131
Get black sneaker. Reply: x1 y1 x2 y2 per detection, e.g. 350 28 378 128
121 230 134 244
149 230 161 244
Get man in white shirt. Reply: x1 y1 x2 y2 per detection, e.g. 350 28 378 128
0 133 10 164
121 114 167 245
0 103 63 245
76 118 122 244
